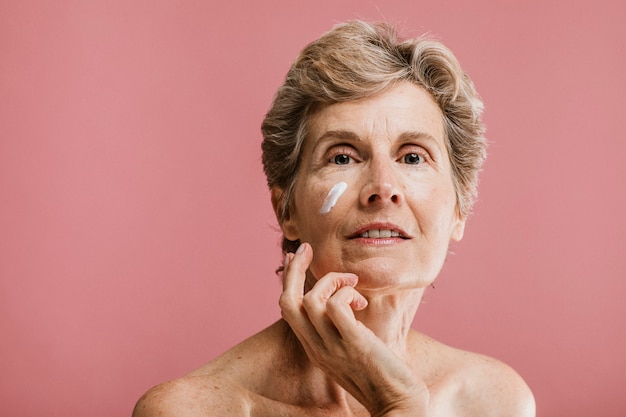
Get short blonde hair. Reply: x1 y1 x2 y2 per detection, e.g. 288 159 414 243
261 20 486 254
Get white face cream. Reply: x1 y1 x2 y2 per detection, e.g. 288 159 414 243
319 182 348 214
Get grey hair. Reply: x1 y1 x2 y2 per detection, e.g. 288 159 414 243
261 20 486 254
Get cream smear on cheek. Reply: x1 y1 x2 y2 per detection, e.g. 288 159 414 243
319 182 348 214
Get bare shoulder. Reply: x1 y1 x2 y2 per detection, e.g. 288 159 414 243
132 375 250 417
132 321 289 417
412 333 535 417
456 351 536 417
447 348 535 417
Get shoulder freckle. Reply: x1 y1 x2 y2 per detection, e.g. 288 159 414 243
133 379 188 417
133 378 209 417
133 376 250 417
469 356 536 417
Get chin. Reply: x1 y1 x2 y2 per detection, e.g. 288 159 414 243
307 251 442 291
343 260 437 292
356 273 435 292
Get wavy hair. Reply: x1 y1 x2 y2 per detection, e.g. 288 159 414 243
261 20 486 254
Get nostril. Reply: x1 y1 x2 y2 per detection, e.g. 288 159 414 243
367 193 400 204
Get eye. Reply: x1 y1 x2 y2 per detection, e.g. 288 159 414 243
325 145 360 166
403 153 424 165
333 154 352 165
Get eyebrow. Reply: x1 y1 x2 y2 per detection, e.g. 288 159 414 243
397 131 442 148
312 129 442 151
315 130 360 143
308 130 360 154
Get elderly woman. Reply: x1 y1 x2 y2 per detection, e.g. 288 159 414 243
134 21 535 416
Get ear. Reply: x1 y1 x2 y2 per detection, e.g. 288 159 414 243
450 214 466 242
271 187 300 241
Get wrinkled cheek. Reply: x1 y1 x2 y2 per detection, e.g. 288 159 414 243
296 181 336 215
306 230 346 279
319 182 348 214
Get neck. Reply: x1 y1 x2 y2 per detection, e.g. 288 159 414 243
281 286 425 412
303 277 425 350
302 276 425 355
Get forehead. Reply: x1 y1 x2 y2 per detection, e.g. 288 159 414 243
307 82 445 146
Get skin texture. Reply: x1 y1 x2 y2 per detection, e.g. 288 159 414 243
319 181 348 214
133 83 536 417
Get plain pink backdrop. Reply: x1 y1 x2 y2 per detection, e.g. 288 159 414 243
1 1 625 416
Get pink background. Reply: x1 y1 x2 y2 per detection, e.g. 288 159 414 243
1 1 625 416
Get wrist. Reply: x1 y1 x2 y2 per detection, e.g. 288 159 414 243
372 388 430 417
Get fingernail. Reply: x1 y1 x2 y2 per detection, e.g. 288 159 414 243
296 243 305 254
283 253 290 268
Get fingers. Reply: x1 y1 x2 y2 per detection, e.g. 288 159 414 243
281 243 311 299
302 273 360 341
280 242 368 344
279 244 325 361
278 243 312 335
325 286 369 340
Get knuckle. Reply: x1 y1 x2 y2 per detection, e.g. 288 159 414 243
278 294 295 315
326 286 355 314
278 293 288 308
325 295 343 315
301 292 317 311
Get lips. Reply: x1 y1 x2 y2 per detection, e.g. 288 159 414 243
349 223 410 239
359 229 401 238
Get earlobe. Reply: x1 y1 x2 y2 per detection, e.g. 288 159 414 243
451 216 466 242
271 187 300 241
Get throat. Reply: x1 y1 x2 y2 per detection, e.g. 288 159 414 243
354 288 424 355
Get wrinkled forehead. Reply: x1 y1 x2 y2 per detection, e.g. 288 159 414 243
302 83 446 157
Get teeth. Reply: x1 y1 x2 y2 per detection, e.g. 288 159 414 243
360 229 401 238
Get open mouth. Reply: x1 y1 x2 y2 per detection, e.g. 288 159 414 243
359 229 403 238
349 224 411 239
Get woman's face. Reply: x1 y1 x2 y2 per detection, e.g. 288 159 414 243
276 82 465 291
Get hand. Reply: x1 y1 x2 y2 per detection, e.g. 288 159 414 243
279 243 430 416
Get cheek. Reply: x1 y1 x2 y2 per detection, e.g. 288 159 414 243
408 178 458 228
298 182 350 252
433 187 461 236
294 182 344 237
319 182 348 214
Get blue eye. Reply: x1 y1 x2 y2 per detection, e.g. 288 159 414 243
333 154 351 165
403 153 424 164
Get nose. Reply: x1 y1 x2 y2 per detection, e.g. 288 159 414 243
359 158 403 207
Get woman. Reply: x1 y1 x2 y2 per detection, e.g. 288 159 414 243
134 21 535 416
